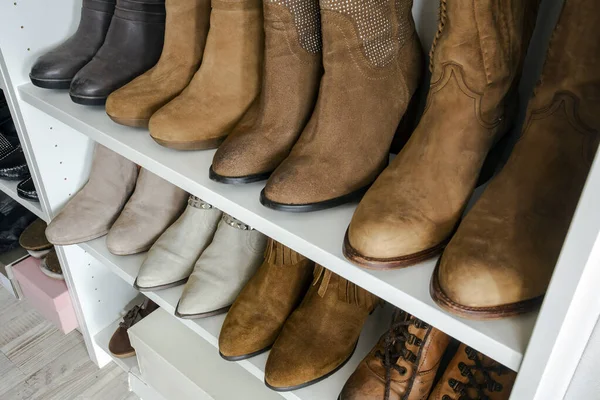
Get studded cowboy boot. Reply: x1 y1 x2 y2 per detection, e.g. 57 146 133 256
219 239 314 360
340 309 450 400
260 0 423 212
265 265 381 391
428 344 516 400
30 0 116 89
106 0 211 127
149 0 264 150
210 0 323 184
344 0 540 268
432 0 600 319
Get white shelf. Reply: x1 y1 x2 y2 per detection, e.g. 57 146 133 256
0 178 46 221
94 315 141 377
80 236 393 400
20 83 537 371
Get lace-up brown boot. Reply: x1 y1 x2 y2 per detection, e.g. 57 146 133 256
210 0 323 184
109 299 159 358
432 0 600 319
340 309 450 400
265 265 381 391
428 344 516 400
344 0 540 268
218 239 314 360
260 0 423 211
106 0 211 128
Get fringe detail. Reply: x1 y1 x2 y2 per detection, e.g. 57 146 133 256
311 264 381 311
263 239 305 266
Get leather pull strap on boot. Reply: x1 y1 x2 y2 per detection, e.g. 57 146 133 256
432 0 600 320
150 0 264 150
70 0 166 105
345 0 540 269
340 309 450 400
210 0 323 184
106 0 211 127
265 265 381 391
219 239 314 361
30 0 116 89
260 0 423 212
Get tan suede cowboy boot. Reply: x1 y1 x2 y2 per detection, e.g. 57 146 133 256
344 0 539 268
260 0 423 212
265 265 380 391
149 0 264 150
210 0 323 184
340 309 450 400
432 0 600 319
106 0 211 128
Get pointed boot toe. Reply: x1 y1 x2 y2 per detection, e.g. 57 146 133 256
45 203 115 245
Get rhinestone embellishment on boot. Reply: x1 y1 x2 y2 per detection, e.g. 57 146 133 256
320 0 414 66
269 0 322 53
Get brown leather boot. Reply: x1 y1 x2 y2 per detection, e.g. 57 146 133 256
210 0 323 184
149 0 264 150
109 299 159 358
344 0 539 268
428 344 516 400
260 0 423 212
218 239 314 360
106 0 211 128
265 265 380 391
431 0 600 319
340 309 450 400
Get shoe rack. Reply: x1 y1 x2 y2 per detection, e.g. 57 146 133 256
1 1 599 399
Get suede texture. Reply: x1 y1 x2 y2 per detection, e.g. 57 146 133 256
346 0 540 263
262 0 423 207
219 239 314 359
340 312 450 400
70 0 166 103
149 0 264 150
265 265 380 389
106 0 211 127
109 300 159 357
211 0 322 179
428 344 516 400
106 168 188 256
45 145 138 245
436 0 600 312
19 219 51 251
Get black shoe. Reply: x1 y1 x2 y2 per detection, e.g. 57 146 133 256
17 176 38 202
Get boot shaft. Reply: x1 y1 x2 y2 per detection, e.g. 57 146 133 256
265 0 322 54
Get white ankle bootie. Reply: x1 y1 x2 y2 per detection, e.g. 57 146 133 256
135 196 222 291
176 214 267 319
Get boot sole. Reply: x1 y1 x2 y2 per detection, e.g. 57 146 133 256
133 277 188 292
219 346 272 362
30 75 72 90
342 229 448 270
209 165 271 185
111 349 136 359
108 115 150 129
430 260 543 319
70 93 107 106
151 136 226 151
259 186 369 213
264 341 357 392
174 302 231 319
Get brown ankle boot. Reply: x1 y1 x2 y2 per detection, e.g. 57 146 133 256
344 0 539 268
106 0 211 128
432 0 600 319
260 0 423 212
428 344 516 400
340 310 450 400
149 0 264 150
210 0 323 184
265 265 380 391
218 239 314 360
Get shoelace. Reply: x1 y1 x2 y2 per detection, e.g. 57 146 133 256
375 310 427 400
119 305 142 330
446 347 506 400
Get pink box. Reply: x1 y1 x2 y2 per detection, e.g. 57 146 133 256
12 256 78 334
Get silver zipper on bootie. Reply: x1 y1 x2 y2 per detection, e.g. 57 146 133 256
223 214 254 231
188 195 214 209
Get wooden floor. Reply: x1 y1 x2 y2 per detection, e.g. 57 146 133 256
0 285 137 400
